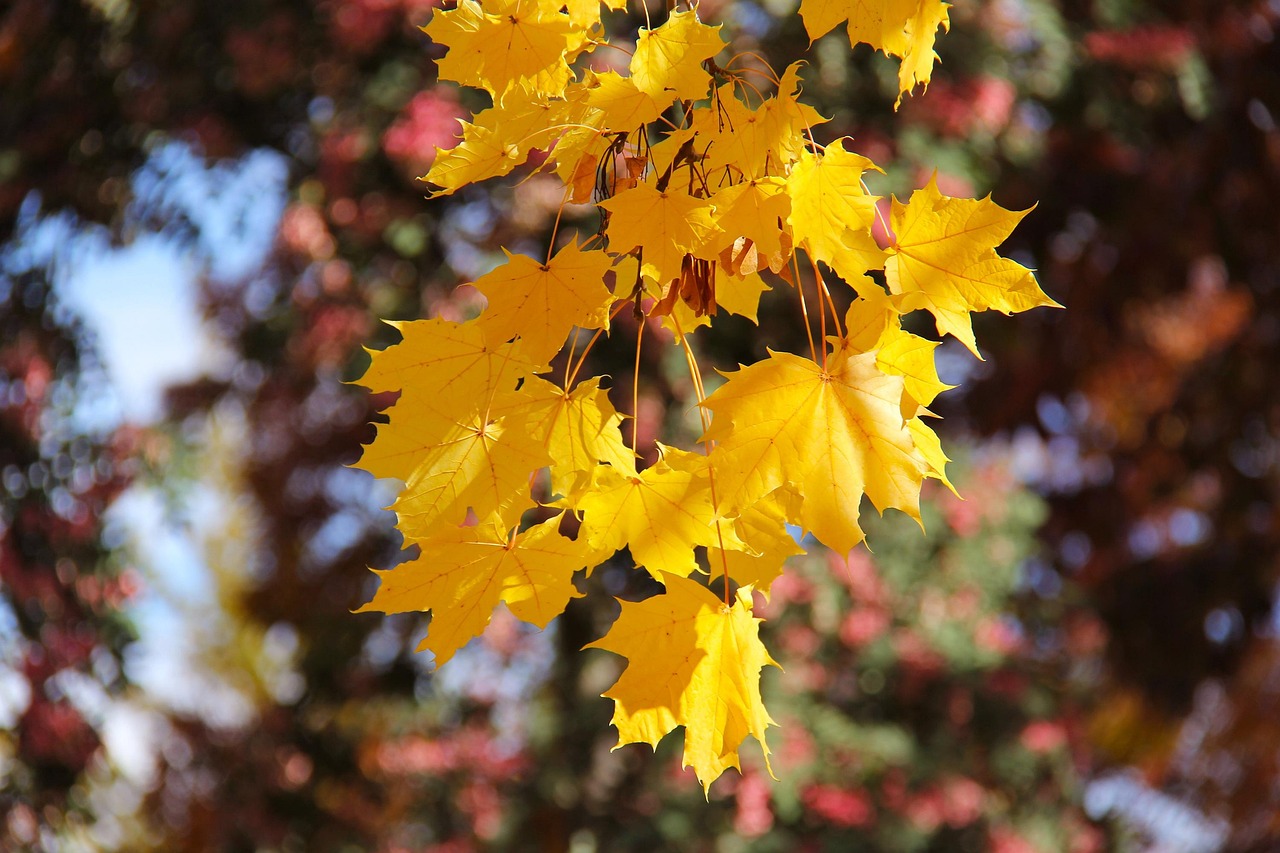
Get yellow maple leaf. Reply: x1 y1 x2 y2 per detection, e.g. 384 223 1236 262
587 574 777 791
490 374 635 501
425 0 585 104
692 65 826 180
797 0 862 42
586 70 665 131
908 414 955 494
760 63 830 166
884 174 1060 357
575 445 726 577
645 126 697 179
841 293 953 414
355 319 551 534
354 0 1039 789
546 78 613 196
890 0 950 103
473 241 616 363
705 178 791 264
630 10 725 103
564 0 625 29
600 181 719 285
422 122 523 198
360 386 551 538
716 266 772 324
707 488 805 595
702 348 928 553
422 98 570 196
691 85 773 181
357 318 544 413
797 0 948 105
358 512 590 666
786 138 887 289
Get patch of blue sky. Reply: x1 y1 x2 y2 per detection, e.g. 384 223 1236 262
58 233 204 426
44 139 289 730
126 141 288 285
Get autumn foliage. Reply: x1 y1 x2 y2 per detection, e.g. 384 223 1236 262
355 0 1058 790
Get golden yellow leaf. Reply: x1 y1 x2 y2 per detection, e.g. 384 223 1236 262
358 319 544 409
786 138 887 288
645 126 696 178
473 241 616 363
887 0 950 104
707 488 805 595
490 374 635 501
796 0 949 105
630 10 725 103
355 320 550 537
361 387 551 539
691 85 771 181
575 444 724 577
547 79 613 193
600 181 719 285
760 63 830 166
425 0 586 103
353 0 1040 789
715 266 771 325
422 99 569 196
908 415 955 494
706 178 791 264
358 512 590 666
841 293 953 414
587 574 777 791
564 0 625 29
884 174 1060 357
586 71 665 131
797 0 860 41
692 65 826 180
702 348 928 553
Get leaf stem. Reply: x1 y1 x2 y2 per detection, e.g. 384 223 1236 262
631 317 644 454
546 185 572 265
565 301 629 389
730 72 767 108
863 178 892 246
816 267 828 370
564 326 579 388
725 52 782 86
791 250 818 364
669 310 733 605
811 255 843 348
588 39 634 58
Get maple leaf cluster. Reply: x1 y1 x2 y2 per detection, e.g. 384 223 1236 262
354 0 1059 791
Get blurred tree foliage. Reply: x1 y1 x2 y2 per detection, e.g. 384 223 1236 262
4 0 1280 849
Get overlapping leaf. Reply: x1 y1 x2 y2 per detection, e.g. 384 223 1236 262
884 174 1060 356
473 241 615 362
358 318 541 400
425 0 587 103
787 139 886 288
575 445 729 577
842 292 953 413
702 348 929 553
707 488 805 595
362 387 550 539
797 0 950 104
423 99 571 196
490 375 634 501
359 513 591 665
600 182 719 285
588 574 777 791
630 10 725 102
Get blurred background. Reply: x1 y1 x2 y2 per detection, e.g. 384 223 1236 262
3 0 1280 850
